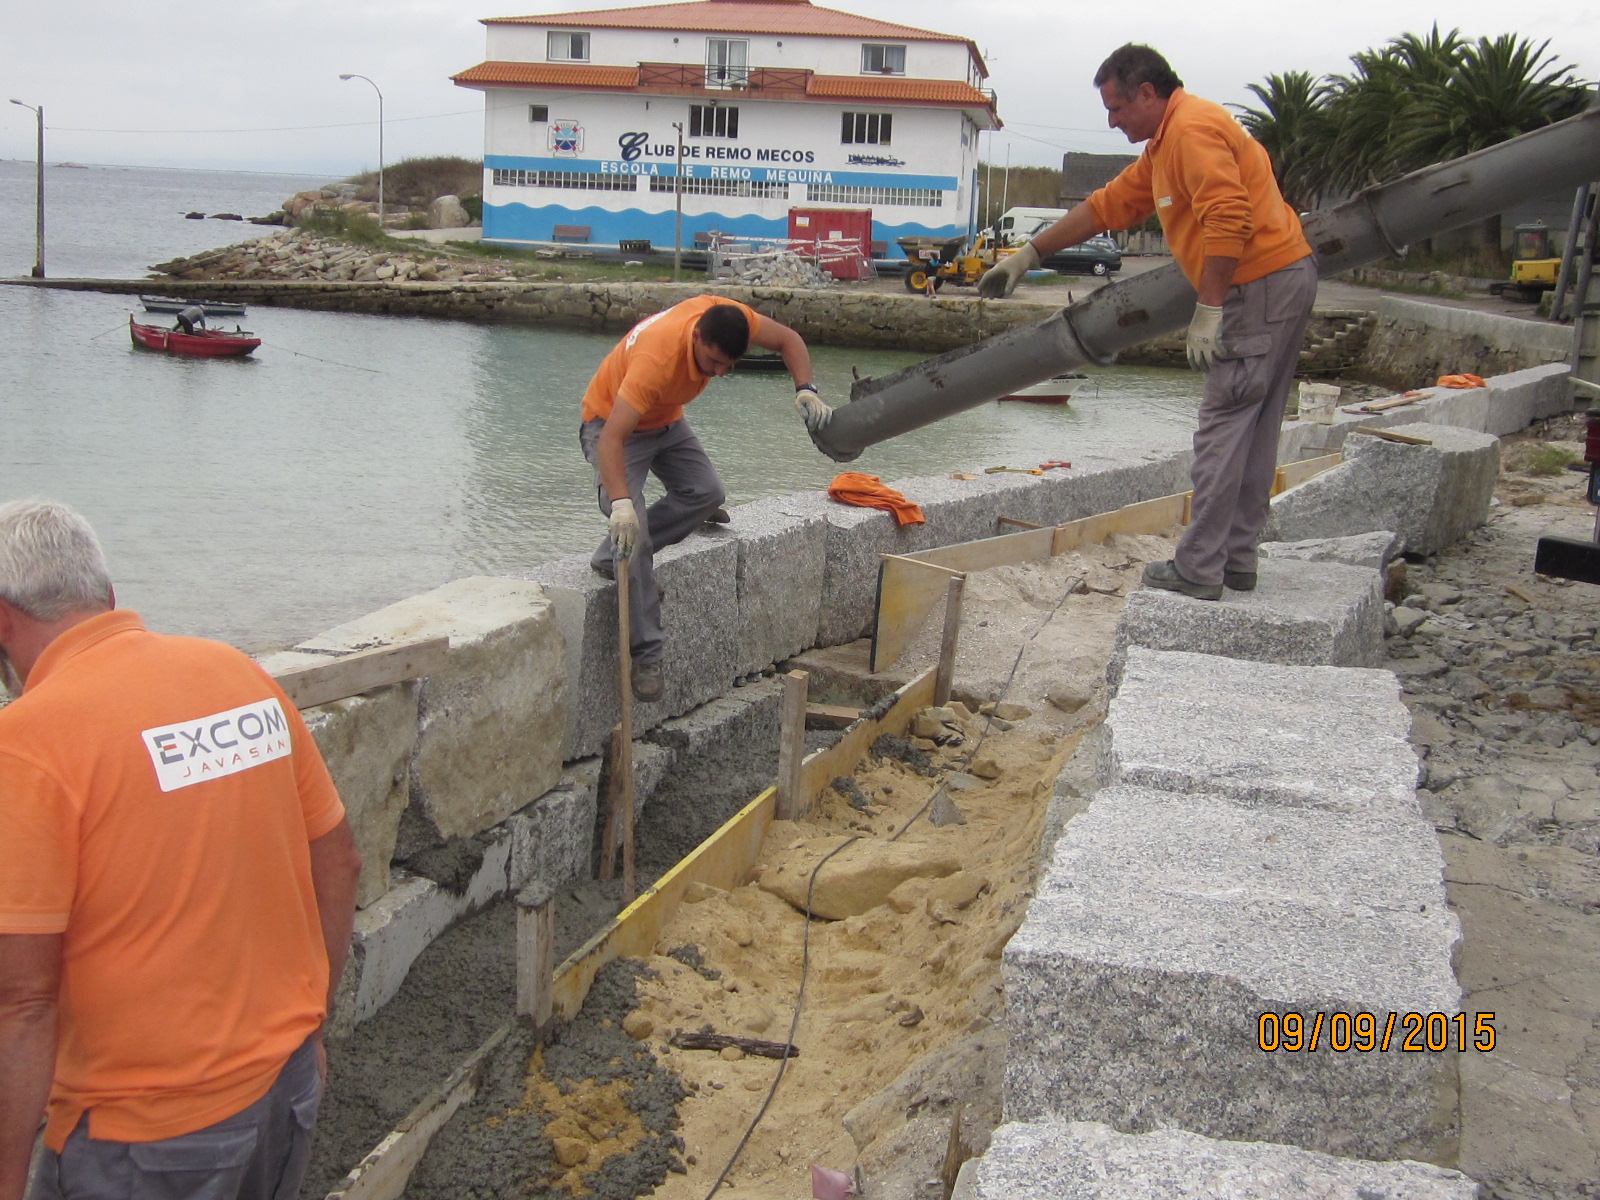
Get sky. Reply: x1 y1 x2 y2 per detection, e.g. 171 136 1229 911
2 0 1595 179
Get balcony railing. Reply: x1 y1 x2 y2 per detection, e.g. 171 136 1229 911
637 62 813 97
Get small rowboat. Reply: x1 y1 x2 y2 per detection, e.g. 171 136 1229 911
140 295 248 317
129 316 260 358
999 384 1071 404
733 351 789 372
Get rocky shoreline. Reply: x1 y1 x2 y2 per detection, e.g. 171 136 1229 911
153 227 515 286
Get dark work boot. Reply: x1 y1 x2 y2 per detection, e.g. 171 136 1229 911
1142 560 1223 601
631 660 664 702
1224 570 1258 591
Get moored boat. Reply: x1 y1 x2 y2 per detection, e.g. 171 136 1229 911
140 295 248 317
129 316 260 358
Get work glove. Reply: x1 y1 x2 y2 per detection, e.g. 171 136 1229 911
608 497 638 558
795 387 833 432
977 242 1039 299
1186 303 1225 371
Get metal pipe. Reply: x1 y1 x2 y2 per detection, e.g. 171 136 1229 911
1550 185 1589 322
812 104 1600 463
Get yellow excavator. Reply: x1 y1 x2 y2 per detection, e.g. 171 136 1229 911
897 233 1011 293
1490 222 1561 302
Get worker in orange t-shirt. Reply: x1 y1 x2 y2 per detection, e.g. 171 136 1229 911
982 44 1317 601
580 295 828 702
0 499 362 1200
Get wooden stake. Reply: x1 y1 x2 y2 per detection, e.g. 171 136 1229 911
1354 425 1433 445
616 556 635 903
775 669 809 820
934 574 965 707
515 883 555 1030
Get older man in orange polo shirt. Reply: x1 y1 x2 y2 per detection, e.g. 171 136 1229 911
581 294 827 701
0 499 361 1200
982 44 1317 600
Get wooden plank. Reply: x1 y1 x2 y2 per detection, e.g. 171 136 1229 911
774 671 809 820
871 555 966 673
1051 492 1191 555
911 525 1055 574
616 558 636 903
1355 425 1433 445
806 703 861 729
326 1024 509 1200
599 726 623 882
997 516 1043 529
799 667 937 810
1274 452 1341 494
272 637 449 710
515 885 555 1027
933 576 965 707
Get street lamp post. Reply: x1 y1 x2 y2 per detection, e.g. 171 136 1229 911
9 99 44 278
338 74 384 223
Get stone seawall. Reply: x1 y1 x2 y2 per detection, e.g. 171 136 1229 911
1361 296 1572 390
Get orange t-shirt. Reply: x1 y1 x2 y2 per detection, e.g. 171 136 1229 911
1088 89 1311 290
0 611 345 1150
580 295 763 431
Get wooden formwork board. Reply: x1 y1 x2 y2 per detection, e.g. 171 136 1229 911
273 636 450 710
1050 491 1191 555
1274 452 1342 495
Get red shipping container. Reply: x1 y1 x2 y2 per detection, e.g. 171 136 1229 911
788 207 873 281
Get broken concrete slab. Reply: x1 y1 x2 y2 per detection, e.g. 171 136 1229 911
300 681 419 908
1005 783 1461 1164
1264 424 1499 555
301 578 565 844
1103 647 1421 820
1259 530 1402 571
1109 557 1385 687
718 494 827 677
957 1121 1476 1200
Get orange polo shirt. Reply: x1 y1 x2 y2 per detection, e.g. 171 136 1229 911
580 295 763 431
1088 88 1311 290
0 610 344 1150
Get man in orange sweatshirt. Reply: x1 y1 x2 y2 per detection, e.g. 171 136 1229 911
981 44 1316 600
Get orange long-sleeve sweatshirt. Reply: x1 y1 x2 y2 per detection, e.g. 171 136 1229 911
1087 89 1311 290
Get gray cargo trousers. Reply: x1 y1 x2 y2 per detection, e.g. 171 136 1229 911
581 417 727 665
30 1035 320 1200
1174 255 1318 587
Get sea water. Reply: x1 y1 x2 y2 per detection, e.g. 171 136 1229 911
0 161 1203 649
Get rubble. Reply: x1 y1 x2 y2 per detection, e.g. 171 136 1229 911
150 227 515 284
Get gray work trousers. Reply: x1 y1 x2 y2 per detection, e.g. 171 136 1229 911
1175 255 1318 586
30 1035 321 1200
580 417 726 664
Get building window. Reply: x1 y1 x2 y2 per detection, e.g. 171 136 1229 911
841 112 892 146
648 177 790 199
529 105 549 123
808 183 942 208
492 168 637 191
547 31 589 61
861 43 906 74
689 104 739 139
705 38 749 88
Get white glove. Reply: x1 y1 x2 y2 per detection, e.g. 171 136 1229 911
607 497 638 558
977 242 1040 299
1186 303 1225 371
795 387 833 432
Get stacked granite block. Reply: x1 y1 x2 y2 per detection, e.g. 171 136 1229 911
717 494 827 677
526 534 739 759
1109 557 1385 685
1264 424 1499 554
1006 647 1460 1165
954 1121 1476 1200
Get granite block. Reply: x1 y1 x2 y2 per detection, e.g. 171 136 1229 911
1103 647 1421 819
962 1121 1476 1200
1480 362 1572 435
644 677 784 823
506 776 598 894
300 681 419 908
1109 558 1385 686
1265 425 1499 555
1004 784 1461 1163
301 577 566 843
1259 530 1401 571
720 494 827 676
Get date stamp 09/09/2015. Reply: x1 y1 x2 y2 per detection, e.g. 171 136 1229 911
1257 1011 1497 1054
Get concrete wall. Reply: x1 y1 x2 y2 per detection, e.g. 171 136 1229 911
1360 296 1572 391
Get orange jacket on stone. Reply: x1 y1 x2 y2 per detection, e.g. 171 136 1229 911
1087 89 1311 290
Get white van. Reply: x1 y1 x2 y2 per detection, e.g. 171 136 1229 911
993 207 1071 247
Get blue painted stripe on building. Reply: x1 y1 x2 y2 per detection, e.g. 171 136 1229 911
483 200 960 259
485 155 956 191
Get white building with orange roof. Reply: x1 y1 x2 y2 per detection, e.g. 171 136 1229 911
451 0 1000 258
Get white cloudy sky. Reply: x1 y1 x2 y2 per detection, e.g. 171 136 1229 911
3 0 1594 177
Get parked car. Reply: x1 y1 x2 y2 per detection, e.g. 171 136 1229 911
1040 235 1121 276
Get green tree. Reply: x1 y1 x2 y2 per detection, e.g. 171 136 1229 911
1233 70 1332 210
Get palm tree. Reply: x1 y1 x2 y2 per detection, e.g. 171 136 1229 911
1233 71 1332 210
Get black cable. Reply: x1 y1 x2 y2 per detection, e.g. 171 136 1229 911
700 567 1086 1194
